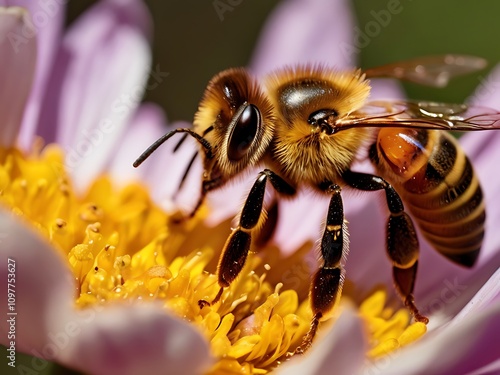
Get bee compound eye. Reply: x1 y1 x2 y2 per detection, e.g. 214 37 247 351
227 104 261 162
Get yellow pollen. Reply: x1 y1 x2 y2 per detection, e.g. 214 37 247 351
0 145 426 374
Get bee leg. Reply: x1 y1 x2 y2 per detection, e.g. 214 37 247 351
174 151 198 196
198 169 295 307
342 170 429 324
255 199 279 247
172 176 224 224
293 184 346 356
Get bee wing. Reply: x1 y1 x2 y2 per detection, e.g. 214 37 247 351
364 55 487 88
335 100 500 132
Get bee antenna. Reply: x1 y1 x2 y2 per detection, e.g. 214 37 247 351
133 128 212 168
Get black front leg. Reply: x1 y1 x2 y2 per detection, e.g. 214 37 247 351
342 169 429 324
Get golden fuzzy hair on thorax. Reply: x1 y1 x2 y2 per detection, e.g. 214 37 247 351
264 64 371 125
262 65 373 187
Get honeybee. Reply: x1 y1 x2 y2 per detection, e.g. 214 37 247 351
134 55 500 355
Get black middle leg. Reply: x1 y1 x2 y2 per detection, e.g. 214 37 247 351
293 183 347 355
342 169 429 324
199 169 295 307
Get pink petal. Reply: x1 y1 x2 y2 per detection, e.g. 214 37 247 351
249 0 404 100
467 63 500 110
108 102 168 185
62 304 213 375
417 251 500 327
5 0 66 149
370 301 500 375
37 0 152 191
0 6 36 147
449 268 500 326
273 189 327 252
277 307 366 375
461 63 500 162
467 360 500 375
369 78 406 100
250 0 357 76
0 208 75 354
205 169 262 225
343 188 392 288
462 64 500 160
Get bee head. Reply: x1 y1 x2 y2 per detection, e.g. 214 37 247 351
193 68 276 181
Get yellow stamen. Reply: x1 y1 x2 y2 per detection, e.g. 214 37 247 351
1 145 427 374
360 289 427 359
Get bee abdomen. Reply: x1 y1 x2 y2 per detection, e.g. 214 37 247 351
375 130 485 267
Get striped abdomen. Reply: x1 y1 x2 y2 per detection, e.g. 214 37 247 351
371 128 484 267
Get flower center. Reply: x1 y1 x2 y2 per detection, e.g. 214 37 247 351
0 145 426 374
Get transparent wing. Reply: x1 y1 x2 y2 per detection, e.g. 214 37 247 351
364 55 487 88
335 100 500 132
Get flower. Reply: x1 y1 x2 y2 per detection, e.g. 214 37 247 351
0 1 499 375
0 1 213 374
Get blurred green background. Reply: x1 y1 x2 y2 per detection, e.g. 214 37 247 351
67 0 500 124
5 0 500 374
